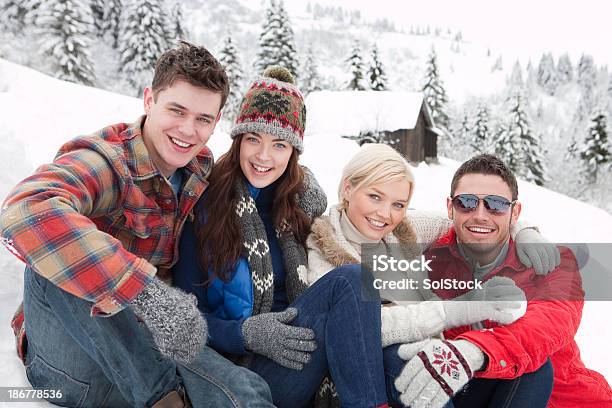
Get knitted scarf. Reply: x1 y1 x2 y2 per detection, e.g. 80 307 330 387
233 179 308 313
233 169 339 408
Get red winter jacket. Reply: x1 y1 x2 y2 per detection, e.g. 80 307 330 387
424 229 612 408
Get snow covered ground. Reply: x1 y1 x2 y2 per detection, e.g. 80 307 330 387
0 58 611 406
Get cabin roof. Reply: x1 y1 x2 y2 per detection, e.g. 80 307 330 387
305 91 433 136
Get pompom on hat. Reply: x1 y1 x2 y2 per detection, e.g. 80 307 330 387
230 66 306 153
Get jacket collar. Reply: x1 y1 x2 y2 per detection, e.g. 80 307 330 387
430 228 527 273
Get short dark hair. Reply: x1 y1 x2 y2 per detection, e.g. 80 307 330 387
450 154 519 200
152 41 230 109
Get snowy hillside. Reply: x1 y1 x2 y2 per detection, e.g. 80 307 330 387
0 59 611 406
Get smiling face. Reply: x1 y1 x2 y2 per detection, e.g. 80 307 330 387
344 178 412 241
142 80 222 178
447 173 521 265
239 132 294 188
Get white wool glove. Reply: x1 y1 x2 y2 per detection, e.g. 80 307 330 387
381 303 446 347
395 339 485 408
443 276 527 328
380 277 526 347
515 228 561 275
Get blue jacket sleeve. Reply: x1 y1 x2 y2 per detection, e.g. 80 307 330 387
203 313 247 355
174 217 251 356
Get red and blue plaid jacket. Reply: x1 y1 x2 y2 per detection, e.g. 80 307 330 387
1 116 212 317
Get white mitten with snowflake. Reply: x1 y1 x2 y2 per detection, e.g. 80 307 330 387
395 339 485 408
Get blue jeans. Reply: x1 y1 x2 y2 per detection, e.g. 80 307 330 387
383 344 454 408
23 266 273 407
248 265 387 408
452 358 553 408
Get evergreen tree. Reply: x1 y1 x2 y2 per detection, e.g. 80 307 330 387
471 105 490 153
536 53 558 96
457 113 471 140
367 44 387 91
491 55 503 72
577 54 597 92
256 1 280 73
422 47 450 130
509 60 524 88
256 0 296 74
36 0 95 86
169 1 186 40
508 93 547 185
577 88 595 122
557 53 573 84
301 46 321 95
494 121 520 173
90 0 106 35
345 41 366 90
1 0 28 33
119 0 170 93
218 35 243 122
1 0 41 32
103 0 122 49
276 0 299 77
524 59 533 80
580 111 611 183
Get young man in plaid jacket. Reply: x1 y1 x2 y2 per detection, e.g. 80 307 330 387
0 42 273 408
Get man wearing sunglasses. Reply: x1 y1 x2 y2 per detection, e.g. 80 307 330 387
394 154 612 408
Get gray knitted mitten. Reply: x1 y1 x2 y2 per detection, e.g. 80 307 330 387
242 308 317 370
299 166 327 220
130 277 207 364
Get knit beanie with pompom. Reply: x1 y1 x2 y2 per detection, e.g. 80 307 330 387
230 65 306 153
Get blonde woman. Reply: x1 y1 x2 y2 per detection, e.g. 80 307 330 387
305 143 559 407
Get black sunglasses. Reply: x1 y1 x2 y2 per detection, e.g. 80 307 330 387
451 194 516 215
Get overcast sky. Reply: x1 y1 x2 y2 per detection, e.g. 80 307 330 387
285 0 612 66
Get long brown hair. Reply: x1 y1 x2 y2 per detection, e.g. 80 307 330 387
195 134 311 283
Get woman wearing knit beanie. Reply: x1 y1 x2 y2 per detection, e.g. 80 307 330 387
172 66 390 408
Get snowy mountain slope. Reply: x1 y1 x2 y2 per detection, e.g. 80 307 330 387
0 59 610 407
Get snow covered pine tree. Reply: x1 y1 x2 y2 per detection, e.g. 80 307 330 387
345 40 366 90
36 0 96 86
422 46 450 130
119 0 171 94
580 111 611 183
368 43 387 91
218 35 244 122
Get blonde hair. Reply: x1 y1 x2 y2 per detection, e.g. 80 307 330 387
338 144 415 208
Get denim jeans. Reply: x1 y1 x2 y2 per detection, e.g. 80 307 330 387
247 264 387 408
452 358 553 408
383 342 553 408
23 266 273 408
